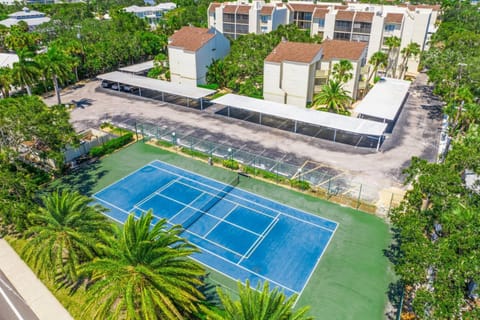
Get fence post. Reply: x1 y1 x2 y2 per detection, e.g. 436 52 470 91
356 184 362 209
388 192 395 214
134 121 138 141
275 161 279 183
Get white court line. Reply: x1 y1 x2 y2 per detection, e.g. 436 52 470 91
167 192 207 223
133 177 180 209
0 278 25 320
158 192 262 237
237 214 280 264
293 222 339 307
186 238 298 296
149 161 338 232
203 204 238 238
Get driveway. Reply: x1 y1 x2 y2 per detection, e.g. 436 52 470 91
45 73 443 213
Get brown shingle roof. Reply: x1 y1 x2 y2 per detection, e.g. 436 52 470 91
385 13 403 24
260 6 274 15
237 5 250 14
265 41 323 64
313 8 328 19
208 2 221 13
334 5 348 10
336 10 354 21
223 5 237 14
354 12 373 22
169 27 215 52
287 3 317 13
320 40 367 61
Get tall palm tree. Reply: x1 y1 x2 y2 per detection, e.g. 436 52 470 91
22 190 113 285
312 80 352 114
366 51 388 85
81 212 205 320
36 46 73 105
384 36 401 77
207 280 312 320
0 66 13 98
332 59 354 84
11 48 40 96
399 42 421 79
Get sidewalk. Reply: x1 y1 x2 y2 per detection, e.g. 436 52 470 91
0 239 73 320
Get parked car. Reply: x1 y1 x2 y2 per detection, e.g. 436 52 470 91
101 80 112 88
111 83 121 90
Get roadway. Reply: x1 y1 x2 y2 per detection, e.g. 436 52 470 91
0 269 38 320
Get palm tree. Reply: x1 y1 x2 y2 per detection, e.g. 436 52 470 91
332 59 354 84
36 46 73 105
0 67 13 98
11 48 40 96
81 212 205 320
384 36 401 77
208 280 312 320
366 51 388 86
22 190 113 285
312 80 352 114
399 42 421 79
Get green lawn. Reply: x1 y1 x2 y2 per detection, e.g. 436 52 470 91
52 142 394 319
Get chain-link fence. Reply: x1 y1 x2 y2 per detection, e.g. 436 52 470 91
107 118 406 215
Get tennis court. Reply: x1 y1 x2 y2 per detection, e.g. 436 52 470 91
93 160 338 298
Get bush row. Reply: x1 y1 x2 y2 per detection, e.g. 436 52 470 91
89 133 134 158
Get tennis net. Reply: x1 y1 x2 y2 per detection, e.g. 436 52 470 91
181 175 240 230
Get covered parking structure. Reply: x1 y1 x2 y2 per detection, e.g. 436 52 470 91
118 60 154 76
211 94 387 150
97 71 215 109
354 77 410 132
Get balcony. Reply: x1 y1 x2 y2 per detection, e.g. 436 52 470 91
315 70 328 78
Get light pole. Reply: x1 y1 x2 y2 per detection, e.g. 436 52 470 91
297 168 302 182
171 132 176 145
227 148 232 161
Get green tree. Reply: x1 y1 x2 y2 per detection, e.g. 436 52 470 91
366 51 388 86
36 46 73 105
0 66 13 98
312 80 352 114
332 59 353 84
22 191 113 284
11 49 40 96
208 280 312 320
398 42 421 79
81 212 205 320
384 36 401 77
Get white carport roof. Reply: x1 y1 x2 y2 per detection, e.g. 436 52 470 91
354 77 410 121
212 94 387 136
97 71 215 99
118 61 154 73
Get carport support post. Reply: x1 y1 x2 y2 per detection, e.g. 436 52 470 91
139 88 142 96
227 106 230 117
376 135 382 151
161 92 164 101
116 82 120 91
186 97 190 108
259 113 262 125
333 129 337 142
294 120 298 133
200 98 203 110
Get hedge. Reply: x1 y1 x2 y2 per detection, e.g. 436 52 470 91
89 133 134 158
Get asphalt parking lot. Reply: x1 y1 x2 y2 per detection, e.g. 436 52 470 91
45 73 443 213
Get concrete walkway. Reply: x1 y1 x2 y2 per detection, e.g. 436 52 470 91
0 240 73 320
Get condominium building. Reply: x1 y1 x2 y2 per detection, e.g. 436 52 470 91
208 1 440 75
316 40 368 99
263 41 323 108
263 39 367 107
168 26 230 87
124 3 176 27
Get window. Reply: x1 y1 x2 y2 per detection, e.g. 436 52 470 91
236 24 249 34
352 33 370 42
334 32 351 40
261 26 268 33
223 13 235 23
384 24 396 32
318 19 325 28
260 15 269 24
334 20 352 32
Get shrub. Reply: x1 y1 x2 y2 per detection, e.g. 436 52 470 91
222 159 239 170
198 83 219 90
155 140 174 148
89 133 133 158
290 179 311 191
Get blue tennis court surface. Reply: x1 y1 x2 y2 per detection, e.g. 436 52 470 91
93 160 338 297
